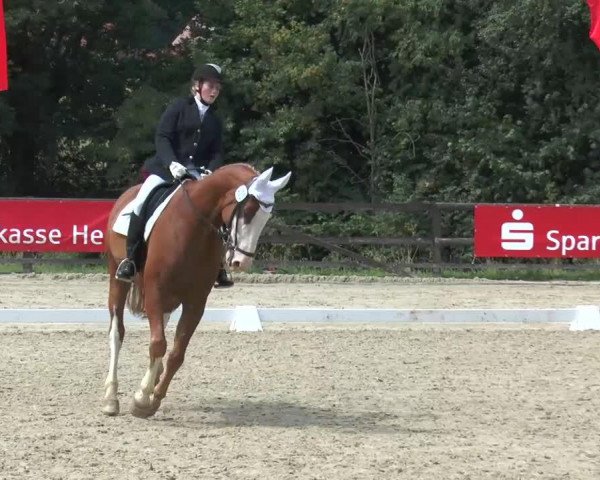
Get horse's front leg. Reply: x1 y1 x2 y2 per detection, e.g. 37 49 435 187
153 304 204 403
131 310 169 418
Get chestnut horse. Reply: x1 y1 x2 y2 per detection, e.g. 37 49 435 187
102 163 291 418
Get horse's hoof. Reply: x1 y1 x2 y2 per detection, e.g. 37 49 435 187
102 399 120 416
131 394 160 418
130 402 159 418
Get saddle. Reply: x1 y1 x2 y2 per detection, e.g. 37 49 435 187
139 182 180 225
112 178 186 240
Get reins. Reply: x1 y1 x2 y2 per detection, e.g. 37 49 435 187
180 179 230 243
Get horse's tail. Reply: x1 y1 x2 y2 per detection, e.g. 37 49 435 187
126 278 146 317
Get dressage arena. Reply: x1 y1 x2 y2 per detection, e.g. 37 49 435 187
1 274 600 479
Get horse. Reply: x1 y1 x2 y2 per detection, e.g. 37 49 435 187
102 163 291 418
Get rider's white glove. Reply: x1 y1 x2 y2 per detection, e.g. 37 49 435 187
169 161 188 179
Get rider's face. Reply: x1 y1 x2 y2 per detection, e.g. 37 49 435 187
198 80 221 104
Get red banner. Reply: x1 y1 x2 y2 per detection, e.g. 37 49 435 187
0 0 7 91
0 199 114 252
589 0 600 51
475 204 600 258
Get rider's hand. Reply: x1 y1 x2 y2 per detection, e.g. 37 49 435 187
169 162 188 179
200 166 212 178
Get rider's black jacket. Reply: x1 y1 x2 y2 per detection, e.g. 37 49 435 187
143 96 223 180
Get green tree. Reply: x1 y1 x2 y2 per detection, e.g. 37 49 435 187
0 0 195 196
2 0 599 213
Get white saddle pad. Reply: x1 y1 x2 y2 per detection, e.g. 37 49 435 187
113 184 183 241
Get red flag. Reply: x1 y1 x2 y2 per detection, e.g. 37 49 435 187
589 0 600 50
0 0 7 91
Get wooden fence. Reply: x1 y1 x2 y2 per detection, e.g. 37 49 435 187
253 201 472 274
1 202 597 274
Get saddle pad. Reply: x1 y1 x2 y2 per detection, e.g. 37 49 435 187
113 183 183 241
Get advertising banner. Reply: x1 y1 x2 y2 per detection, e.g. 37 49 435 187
0 199 114 252
475 204 600 258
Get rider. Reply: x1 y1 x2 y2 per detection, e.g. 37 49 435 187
115 63 234 288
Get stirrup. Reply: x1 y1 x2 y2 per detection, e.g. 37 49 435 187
115 258 136 283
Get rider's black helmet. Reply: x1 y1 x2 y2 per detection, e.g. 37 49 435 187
192 63 223 83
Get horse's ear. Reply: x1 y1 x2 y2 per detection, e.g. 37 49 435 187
255 167 274 186
248 167 291 205
268 171 292 192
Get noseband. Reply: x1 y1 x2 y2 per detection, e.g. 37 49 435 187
181 176 273 264
221 182 273 260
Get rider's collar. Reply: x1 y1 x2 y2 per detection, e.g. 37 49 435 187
194 94 211 115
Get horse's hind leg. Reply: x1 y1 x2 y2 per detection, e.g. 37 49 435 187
102 259 130 416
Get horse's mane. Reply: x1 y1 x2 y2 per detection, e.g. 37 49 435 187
216 163 259 177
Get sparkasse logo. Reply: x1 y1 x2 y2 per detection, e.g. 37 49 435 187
500 209 534 251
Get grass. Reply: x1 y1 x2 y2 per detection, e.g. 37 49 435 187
0 263 106 274
2 255 600 281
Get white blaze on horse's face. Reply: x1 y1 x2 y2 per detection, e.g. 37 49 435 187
227 167 292 270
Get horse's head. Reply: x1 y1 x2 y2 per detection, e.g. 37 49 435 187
221 167 291 271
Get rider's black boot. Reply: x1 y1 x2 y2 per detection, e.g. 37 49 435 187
214 267 234 288
115 212 145 283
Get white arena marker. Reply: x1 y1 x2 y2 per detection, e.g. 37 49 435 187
569 305 600 331
229 305 263 332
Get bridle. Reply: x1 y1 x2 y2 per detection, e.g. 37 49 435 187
180 175 273 263
221 181 273 260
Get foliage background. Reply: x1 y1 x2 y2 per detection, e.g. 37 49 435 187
1 0 598 266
